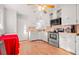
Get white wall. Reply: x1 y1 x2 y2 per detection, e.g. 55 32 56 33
16 5 50 40
24 5 50 27
0 5 5 35
77 4 79 24
4 4 50 27
59 4 76 25
5 8 17 34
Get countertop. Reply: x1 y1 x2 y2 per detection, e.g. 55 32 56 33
76 33 79 36
59 32 76 35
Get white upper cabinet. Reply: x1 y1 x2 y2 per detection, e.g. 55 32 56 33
77 4 79 24
60 4 76 25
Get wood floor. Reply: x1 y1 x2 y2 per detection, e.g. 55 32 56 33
19 40 72 55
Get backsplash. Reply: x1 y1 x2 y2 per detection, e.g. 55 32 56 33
51 25 76 33
76 24 79 34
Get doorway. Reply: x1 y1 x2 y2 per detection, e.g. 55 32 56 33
17 13 28 41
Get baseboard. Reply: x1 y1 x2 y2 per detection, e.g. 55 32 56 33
30 39 48 43
59 48 76 55
19 40 29 42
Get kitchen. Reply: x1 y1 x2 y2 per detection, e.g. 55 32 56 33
0 4 79 55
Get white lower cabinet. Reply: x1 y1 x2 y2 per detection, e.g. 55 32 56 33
29 31 48 42
66 35 76 53
59 34 67 49
59 33 76 53
76 36 79 55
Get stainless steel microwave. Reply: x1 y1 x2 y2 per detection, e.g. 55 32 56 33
50 18 62 26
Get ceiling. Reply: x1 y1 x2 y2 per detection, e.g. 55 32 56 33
4 4 36 15
4 4 61 14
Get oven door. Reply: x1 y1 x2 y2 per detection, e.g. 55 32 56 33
48 33 59 47
50 33 57 40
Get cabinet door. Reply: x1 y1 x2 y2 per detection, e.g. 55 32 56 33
59 33 76 53
59 33 67 49
59 33 63 48
61 4 76 25
29 32 39 41
76 36 79 55
77 5 79 24
37 32 48 42
66 34 76 53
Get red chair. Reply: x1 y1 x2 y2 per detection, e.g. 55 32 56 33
0 34 19 55
0 40 6 55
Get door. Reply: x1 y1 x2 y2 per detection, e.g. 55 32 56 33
17 14 28 41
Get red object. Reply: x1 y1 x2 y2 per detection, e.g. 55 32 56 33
0 49 1 55
0 34 19 55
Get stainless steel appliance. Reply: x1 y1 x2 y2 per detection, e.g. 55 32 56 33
50 17 61 26
48 31 59 47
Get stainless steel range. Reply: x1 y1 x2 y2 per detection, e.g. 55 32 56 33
48 31 59 48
